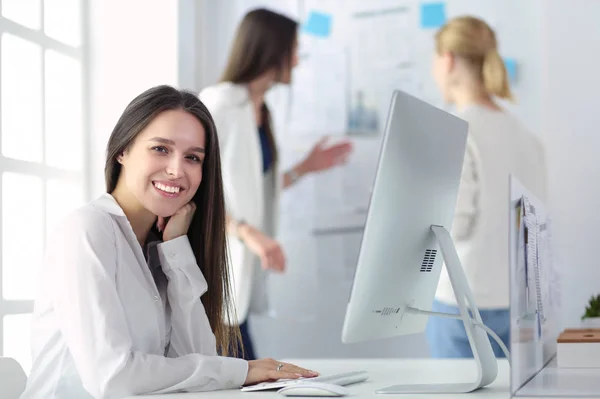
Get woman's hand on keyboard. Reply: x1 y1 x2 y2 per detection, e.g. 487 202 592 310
244 358 319 385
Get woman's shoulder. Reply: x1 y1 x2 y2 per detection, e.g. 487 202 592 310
461 105 535 137
55 194 120 238
460 105 546 168
199 82 249 111
44 195 123 275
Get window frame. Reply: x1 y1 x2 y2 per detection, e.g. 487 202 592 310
0 0 91 363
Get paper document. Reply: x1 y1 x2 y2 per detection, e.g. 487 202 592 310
348 5 415 136
522 195 547 339
515 199 529 325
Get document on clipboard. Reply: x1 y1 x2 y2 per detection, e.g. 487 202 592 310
522 195 545 339
515 198 529 322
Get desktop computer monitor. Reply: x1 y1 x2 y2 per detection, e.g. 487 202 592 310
342 90 498 394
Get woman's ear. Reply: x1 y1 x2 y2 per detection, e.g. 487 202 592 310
117 151 125 164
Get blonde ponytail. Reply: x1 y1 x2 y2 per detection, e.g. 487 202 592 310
435 16 514 101
483 49 513 100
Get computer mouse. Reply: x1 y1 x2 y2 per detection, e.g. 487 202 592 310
278 381 351 397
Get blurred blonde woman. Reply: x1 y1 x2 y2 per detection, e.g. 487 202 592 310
426 16 547 358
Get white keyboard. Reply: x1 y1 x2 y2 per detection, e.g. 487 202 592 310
241 370 368 392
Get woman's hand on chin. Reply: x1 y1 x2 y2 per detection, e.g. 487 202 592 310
157 202 196 241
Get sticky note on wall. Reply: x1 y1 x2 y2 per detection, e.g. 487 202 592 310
504 58 517 83
420 2 446 29
303 11 332 38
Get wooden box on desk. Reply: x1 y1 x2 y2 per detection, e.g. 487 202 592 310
557 328 600 368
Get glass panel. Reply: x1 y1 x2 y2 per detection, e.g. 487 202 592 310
3 314 32 374
46 178 84 236
1 34 43 163
1 0 41 29
44 50 82 170
2 173 44 300
44 0 81 46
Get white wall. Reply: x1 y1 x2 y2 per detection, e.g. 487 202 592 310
88 0 181 197
542 1 600 327
194 0 253 89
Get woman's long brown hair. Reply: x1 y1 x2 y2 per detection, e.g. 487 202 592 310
104 85 240 356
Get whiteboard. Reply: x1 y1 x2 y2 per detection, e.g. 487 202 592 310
244 0 545 218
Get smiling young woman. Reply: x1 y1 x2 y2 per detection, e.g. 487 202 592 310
20 85 316 399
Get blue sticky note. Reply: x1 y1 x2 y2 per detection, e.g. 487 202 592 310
420 2 446 29
504 58 517 83
303 11 332 38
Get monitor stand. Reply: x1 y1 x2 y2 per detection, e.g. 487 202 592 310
377 225 498 394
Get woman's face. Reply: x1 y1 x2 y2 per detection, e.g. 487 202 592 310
432 52 452 103
277 38 299 84
116 109 206 217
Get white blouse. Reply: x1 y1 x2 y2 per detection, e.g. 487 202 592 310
20 194 248 399
435 105 547 309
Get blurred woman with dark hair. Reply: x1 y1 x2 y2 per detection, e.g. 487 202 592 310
200 8 353 360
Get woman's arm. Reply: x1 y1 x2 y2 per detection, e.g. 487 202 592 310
282 162 309 189
281 138 353 190
51 209 247 399
157 236 225 357
225 214 285 272
225 214 247 238
451 138 481 241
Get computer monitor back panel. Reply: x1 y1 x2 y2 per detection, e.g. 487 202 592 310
342 90 468 343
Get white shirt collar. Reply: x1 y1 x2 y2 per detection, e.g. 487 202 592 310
92 193 127 217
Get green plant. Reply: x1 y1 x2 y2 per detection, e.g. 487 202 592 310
582 294 600 320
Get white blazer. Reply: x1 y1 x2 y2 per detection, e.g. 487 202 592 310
21 194 248 399
199 83 282 325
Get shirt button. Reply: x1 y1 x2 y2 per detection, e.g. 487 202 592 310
154 295 160 301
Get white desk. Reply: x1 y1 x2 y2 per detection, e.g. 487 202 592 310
515 357 600 399
128 358 510 399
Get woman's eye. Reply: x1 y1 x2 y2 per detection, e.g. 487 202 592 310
151 146 168 153
186 155 202 163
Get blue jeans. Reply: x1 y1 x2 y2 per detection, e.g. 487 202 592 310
425 300 510 358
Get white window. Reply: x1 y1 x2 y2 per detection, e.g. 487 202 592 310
0 0 88 374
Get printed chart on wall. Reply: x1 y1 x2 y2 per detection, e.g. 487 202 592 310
297 0 446 136
347 4 418 137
